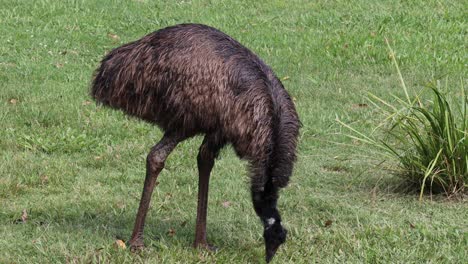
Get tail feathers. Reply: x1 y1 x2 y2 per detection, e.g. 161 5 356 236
90 50 121 106
91 64 111 105
270 88 300 188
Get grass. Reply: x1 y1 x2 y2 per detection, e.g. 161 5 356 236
339 40 467 198
1 0 467 263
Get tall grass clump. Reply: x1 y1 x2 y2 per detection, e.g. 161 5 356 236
339 40 467 199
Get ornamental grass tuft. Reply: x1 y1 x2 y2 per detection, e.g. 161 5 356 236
339 40 467 198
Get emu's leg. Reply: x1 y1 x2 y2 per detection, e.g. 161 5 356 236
193 135 224 249
129 133 180 251
252 180 287 263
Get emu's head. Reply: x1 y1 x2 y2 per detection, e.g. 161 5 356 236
263 219 287 263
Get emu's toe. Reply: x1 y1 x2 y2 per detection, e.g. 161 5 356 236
128 239 145 252
194 241 219 252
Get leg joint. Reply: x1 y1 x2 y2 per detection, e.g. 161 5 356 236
146 134 180 172
147 148 169 172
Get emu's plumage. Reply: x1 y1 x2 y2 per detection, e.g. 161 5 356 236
91 24 300 262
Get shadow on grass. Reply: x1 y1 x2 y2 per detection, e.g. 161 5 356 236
6 200 259 254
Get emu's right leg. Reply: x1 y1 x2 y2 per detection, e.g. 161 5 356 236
129 133 180 251
193 135 225 250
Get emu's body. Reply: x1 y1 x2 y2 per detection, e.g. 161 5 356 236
91 24 300 262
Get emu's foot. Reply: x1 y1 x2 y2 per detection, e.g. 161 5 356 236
128 238 145 252
193 241 219 252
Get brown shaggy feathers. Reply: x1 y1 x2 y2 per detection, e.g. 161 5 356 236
91 23 300 190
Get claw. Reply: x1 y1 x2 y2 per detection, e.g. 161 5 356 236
128 238 145 253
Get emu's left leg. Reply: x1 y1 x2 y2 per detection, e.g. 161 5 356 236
252 179 287 263
129 133 180 250
193 135 224 249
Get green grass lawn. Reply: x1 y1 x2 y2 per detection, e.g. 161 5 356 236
1 0 466 263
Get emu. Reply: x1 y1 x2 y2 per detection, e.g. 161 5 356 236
91 23 300 262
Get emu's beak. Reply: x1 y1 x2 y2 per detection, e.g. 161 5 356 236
263 222 287 263
265 242 281 263
265 245 279 263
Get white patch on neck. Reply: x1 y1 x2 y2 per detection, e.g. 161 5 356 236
267 218 276 226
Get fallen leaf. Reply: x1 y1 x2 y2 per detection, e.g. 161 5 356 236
55 63 64 68
116 201 125 209
282 76 290 81
198 252 206 262
108 33 120 41
82 100 92 106
40 174 49 185
324 220 333 227
352 103 368 109
13 209 28 224
198 251 206 262
221 201 231 208
168 228 176 236
21 209 28 223
114 239 126 249
9 98 18 104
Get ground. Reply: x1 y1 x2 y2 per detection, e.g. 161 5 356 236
0 0 466 263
